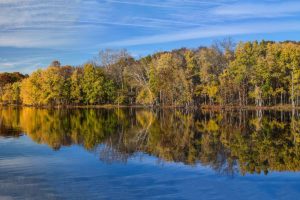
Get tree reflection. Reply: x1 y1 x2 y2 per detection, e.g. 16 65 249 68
0 107 23 137
1 107 300 175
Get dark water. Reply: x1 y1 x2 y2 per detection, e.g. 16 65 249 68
1 108 300 200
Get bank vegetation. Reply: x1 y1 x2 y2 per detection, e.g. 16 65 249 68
1 40 300 108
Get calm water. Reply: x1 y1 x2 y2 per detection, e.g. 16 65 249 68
1 108 300 200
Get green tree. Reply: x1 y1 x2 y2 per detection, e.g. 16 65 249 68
82 63 105 104
70 68 84 104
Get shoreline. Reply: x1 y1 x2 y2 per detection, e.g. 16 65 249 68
200 105 300 111
1 103 300 111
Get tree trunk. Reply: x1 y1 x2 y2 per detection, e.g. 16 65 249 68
292 71 295 108
239 91 242 107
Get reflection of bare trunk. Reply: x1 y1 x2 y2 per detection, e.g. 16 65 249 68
98 143 129 164
292 111 296 143
256 109 262 121
292 70 295 108
239 110 242 126
245 90 248 106
239 91 242 107
160 90 162 105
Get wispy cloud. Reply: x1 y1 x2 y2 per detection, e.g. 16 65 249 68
1 0 300 73
0 1 80 28
105 20 300 47
0 56 44 73
0 0 81 48
104 0 225 8
3 0 298 49
213 1 300 18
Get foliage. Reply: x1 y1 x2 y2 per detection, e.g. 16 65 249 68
2 41 300 107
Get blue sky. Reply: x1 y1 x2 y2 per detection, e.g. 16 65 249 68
0 0 300 73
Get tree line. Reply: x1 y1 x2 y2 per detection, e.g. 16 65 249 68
1 40 300 107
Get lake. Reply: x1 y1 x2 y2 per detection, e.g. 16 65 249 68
0 107 300 200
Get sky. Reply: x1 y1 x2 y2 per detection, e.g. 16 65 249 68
0 0 300 74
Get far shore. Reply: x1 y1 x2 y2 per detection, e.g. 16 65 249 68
200 105 300 111
2 103 300 111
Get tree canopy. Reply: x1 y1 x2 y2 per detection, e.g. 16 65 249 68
2 40 300 107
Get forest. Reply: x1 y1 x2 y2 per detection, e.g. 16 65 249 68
1 40 300 107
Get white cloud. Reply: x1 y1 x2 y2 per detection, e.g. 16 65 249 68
104 0 226 8
0 0 92 48
104 20 300 47
213 1 300 18
0 56 44 73
1 0 300 73
0 0 80 28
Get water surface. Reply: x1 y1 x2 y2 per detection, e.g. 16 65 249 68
0 107 300 199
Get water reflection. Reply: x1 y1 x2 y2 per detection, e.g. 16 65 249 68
1 107 300 176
